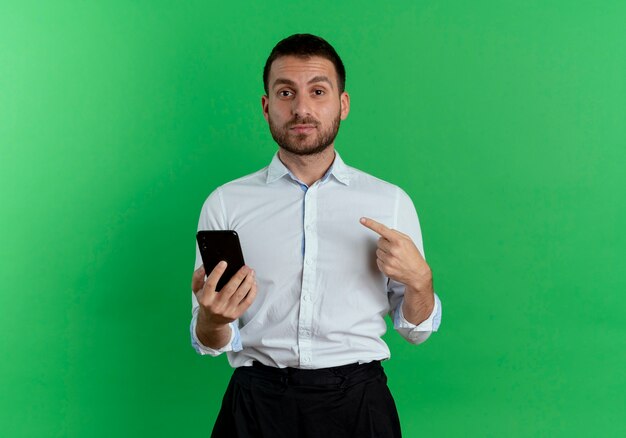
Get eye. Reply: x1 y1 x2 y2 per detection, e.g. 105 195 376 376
313 89 325 96
278 90 293 98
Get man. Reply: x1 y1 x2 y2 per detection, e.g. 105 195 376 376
190 34 442 438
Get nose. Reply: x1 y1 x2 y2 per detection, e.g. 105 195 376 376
292 94 312 118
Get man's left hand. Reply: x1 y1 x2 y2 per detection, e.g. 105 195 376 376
360 217 434 324
360 217 432 290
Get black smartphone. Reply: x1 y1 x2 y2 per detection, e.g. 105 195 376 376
196 230 246 292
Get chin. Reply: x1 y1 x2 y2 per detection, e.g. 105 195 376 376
286 144 333 157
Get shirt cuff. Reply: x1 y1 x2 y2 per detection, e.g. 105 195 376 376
190 315 243 356
393 293 442 344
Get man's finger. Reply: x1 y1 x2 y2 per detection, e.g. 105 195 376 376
230 270 255 304
239 280 258 309
377 237 393 254
191 264 206 293
376 248 389 264
205 261 228 292
220 265 252 297
360 217 394 239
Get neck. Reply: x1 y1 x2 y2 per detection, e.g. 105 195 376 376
277 146 336 186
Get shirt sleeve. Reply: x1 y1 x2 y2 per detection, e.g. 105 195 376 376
387 187 442 345
190 187 242 356
393 293 442 345
190 307 243 355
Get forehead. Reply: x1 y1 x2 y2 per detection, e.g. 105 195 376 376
268 55 338 87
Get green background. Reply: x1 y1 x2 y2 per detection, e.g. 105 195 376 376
1 1 625 436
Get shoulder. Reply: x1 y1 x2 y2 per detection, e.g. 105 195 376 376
345 163 407 197
206 166 269 196
342 163 418 219
198 166 270 227
218 166 269 191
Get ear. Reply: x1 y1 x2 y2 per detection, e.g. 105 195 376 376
261 95 270 123
340 91 350 120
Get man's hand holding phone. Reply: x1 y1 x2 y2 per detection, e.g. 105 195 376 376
191 261 257 350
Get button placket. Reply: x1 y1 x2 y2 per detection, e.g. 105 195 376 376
298 184 318 368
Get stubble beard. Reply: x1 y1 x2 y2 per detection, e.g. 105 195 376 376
269 112 341 156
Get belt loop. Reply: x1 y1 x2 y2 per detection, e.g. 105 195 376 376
338 374 348 391
330 366 349 391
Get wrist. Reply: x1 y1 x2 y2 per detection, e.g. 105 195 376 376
404 285 434 305
196 312 229 333
195 315 232 350
402 287 434 326
196 312 230 336
405 275 433 297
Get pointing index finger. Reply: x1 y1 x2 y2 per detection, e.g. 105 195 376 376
360 217 393 239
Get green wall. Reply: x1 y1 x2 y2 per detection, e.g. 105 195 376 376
1 1 625 436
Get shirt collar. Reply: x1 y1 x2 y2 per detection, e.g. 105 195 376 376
266 150 353 186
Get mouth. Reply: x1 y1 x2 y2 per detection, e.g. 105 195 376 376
289 124 316 134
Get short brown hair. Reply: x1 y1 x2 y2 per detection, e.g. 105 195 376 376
263 34 346 94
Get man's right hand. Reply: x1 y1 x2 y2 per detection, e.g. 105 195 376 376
191 261 257 350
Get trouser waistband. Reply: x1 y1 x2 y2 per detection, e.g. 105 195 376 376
235 360 384 388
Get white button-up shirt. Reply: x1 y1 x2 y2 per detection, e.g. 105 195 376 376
191 151 442 369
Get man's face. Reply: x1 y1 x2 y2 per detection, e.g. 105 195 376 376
262 56 350 156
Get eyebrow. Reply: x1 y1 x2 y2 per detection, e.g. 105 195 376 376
308 75 334 89
272 75 334 90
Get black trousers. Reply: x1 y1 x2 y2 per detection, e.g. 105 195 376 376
211 361 402 438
